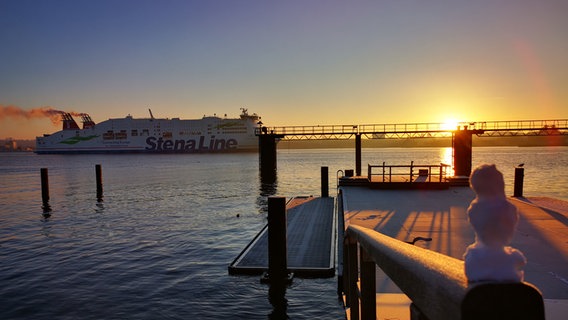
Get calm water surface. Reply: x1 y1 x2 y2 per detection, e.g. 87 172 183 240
1 147 566 319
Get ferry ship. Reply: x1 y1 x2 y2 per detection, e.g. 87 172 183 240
35 108 261 154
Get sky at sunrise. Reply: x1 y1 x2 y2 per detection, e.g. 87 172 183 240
1 0 567 139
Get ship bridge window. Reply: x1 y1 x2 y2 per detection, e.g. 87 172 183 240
131 129 138 136
142 129 149 136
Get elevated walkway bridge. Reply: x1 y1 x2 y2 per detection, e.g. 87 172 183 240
256 118 568 140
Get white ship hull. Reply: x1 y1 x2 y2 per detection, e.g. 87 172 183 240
35 110 260 154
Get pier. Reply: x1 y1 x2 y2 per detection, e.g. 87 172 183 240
230 156 567 318
337 181 568 319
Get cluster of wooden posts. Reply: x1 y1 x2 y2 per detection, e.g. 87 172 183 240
40 164 103 215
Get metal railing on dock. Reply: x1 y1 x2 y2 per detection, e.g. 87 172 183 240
367 161 450 183
341 224 544 320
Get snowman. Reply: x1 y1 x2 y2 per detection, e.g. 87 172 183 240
463 164 526 282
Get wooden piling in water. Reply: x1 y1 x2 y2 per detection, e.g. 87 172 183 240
95 164 103 200
267 196 288 283
40 168 52 214
514 167 524 197
40 168 49 203
321 166 329 198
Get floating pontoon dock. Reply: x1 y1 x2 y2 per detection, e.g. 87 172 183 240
229 196 336 277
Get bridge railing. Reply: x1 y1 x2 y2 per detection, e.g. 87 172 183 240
468 119 567 131
255 124 358 137
475 119 568 137
256 119 567 139
358 122 449 134
342 224 545 320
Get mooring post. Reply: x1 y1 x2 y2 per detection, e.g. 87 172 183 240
95 164 103 200
267 196 288 282
514 167 524 197
40 168 52 214
355 133 362 176
40 168 49 203
321 166 329 198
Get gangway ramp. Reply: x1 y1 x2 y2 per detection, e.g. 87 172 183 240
229 196 336 277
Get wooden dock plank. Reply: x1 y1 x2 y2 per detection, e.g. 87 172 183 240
228 196 336 277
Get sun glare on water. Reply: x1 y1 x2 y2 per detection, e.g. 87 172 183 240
440 147 455 176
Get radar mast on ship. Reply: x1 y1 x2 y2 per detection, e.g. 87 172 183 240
240 107 260 121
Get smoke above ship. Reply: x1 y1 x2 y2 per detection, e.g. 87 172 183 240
0 105 81 126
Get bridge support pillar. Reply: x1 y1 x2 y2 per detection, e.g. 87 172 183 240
453 129 484 177
259 134 283 176
355 134 362 176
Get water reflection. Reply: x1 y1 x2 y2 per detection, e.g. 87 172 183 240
440 147 454 176
258 170 278 214
268 281 289 319
95 200 105 214
41 201 52 218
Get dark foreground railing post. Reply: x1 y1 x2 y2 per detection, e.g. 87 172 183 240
265 196 289 283
360 247 376 319
346 236 359 320
462 282 544 320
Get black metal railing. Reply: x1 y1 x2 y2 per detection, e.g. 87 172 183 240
367 161 451 183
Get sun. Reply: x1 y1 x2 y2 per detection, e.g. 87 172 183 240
440 118 460 131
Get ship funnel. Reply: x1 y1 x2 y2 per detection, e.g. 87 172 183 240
61 113 80 130
81 113 96 129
